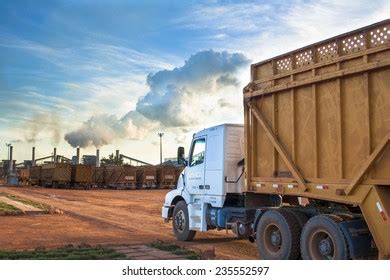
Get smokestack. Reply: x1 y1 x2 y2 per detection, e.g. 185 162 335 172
76 147 80 164
32 147 35 166
53 148 57 163
116 150 119 163
9 145 13 173
96 149 100 167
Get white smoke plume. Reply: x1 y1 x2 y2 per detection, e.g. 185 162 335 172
64 49 249 148
25 111 62 144
64 112 152 148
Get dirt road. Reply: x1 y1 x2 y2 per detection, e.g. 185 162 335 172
0 187 258 259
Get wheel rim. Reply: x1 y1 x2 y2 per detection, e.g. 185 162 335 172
175 209 186 233
309 229 336 260
263 224 283 254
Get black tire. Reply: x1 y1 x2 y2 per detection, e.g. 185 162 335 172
300 214 349 260
172 201 196 241
286 209 309 229
256 209 300 259
285 209 309 259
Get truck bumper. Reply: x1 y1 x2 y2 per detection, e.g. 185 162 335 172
162 205 170 222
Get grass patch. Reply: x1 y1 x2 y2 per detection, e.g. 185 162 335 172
0 245 128 260
0 192 52 213
151 241 200 260
0 201 22 215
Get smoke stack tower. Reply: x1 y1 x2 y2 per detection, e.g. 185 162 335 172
9 145 13 173
6 145 18 185
116 150 120 164
32 147 35 166
76 147 80 164
53 148 57 163
96 149 100 167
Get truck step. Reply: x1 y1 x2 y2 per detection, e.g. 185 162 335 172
190 216 201 222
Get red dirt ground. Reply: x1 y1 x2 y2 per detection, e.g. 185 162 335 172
0 186 259 259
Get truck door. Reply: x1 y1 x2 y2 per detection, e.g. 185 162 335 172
204 133 223 196
185 137 206 195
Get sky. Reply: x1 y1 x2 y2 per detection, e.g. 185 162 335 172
0 0 388 164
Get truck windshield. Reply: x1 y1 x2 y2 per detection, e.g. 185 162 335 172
190 138 206 166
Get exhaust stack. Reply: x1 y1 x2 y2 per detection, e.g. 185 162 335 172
76 147 80 164
53 147 57 163
116 150 120 163
6 145 18 185
32 147 35 166
96 149 100 167
9 145 13 173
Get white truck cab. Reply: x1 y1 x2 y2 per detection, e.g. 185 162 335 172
162 124 247 241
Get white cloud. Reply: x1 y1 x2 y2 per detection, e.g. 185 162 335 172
174 2 271 33
282 0 389 40
176 0 389 62
135 50 249 128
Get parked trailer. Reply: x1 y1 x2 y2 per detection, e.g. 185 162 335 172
18 168 30 185
157 165 177 188
123 165 137 189
71 164 92 189
92 166 105 188
29 166 41 186
40 163 71 188
137 166 157 189
104 166 126 189
163 20 390 260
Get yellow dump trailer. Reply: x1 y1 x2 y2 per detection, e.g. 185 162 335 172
244 20 390 258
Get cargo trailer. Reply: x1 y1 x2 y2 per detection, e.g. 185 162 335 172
29 166 41 186
18 168 30 185
137 166 157 189
40 163 71 188
104 166 126 189
71 164 92 189
123 165 137 189
162 20 390 260
92 166 105 188
156 165 177 189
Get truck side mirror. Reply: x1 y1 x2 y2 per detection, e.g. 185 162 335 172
177 146 185 165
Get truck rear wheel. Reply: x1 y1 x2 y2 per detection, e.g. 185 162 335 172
172 201 196 241
256 210 300 259
300 215 349 260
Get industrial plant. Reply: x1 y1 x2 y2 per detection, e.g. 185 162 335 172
1 145 183 190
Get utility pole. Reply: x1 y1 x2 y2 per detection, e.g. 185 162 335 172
158 132 164 165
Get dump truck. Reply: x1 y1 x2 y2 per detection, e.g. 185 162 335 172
162 20 390 260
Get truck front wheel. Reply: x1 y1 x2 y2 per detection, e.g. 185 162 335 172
172 201 196 241
256 210 300 259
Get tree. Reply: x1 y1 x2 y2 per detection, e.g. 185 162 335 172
100 153 123 166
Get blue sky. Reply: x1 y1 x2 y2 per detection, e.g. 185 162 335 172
0 0 388 163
